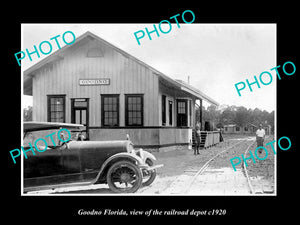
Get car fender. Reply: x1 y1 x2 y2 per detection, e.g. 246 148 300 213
137 149 163 172
139 149 156 163
94 152 145 182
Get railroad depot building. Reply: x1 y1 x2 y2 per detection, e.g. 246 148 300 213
24 31 218 150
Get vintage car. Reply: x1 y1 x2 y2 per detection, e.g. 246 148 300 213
23 122 163 193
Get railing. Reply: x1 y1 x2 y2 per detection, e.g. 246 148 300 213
200 131 221 148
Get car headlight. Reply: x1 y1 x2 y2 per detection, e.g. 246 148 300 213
128 142 134 154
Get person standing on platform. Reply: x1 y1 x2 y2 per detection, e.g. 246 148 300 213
256 124 265 153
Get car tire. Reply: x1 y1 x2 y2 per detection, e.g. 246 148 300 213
142 158 157 187
106 160 142 193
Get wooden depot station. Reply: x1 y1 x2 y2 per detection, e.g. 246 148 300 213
24 31 219 151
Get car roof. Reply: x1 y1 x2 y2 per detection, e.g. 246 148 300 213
24 121 83 132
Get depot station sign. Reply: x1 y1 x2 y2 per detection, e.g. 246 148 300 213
79 78 110 86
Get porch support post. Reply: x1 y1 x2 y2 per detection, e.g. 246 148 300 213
199 99 203 130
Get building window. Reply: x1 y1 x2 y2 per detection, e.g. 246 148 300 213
162 95 166 126
169 100 173 125
125 94 143 126
236 126 240 131
47 95 65 122
101 95 119 127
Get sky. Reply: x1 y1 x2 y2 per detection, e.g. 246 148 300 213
22 23 276 112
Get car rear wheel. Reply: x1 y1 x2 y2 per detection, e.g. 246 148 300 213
106 160 142 193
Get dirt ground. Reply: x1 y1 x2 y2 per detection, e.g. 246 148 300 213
150 134 256 176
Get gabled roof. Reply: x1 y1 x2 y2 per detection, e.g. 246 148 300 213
23 31 218 106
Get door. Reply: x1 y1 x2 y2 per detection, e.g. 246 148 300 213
23 131 81 189
71 99 89 140
177 99 187 127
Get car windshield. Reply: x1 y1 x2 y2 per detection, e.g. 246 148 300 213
23 129 83 148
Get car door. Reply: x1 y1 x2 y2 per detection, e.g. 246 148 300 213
60 141 83 182
24 146 65 188
23 131 82 189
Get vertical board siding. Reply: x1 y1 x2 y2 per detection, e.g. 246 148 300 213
33 38 159 127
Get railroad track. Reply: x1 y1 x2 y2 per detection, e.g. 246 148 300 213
160 137 258 195
138 135 275 195
241 135 274 194
241 140 256 194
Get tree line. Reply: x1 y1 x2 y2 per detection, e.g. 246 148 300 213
196 105 274 132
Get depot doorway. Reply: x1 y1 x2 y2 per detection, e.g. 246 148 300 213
177 99 188 127
71 98 89 140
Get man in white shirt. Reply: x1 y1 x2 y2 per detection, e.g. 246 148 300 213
256 124 266 153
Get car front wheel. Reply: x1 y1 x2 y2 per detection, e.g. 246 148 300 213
142 158 157 186
106 160 142 193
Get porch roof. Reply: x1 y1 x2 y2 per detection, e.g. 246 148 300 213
175 80 219 106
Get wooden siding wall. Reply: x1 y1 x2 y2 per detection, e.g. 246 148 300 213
89 127 192 147
158 81 196 127
33 38 159 127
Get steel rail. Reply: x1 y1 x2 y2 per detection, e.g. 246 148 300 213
183 139 251 194
146 140 245 194
242 140 256 194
